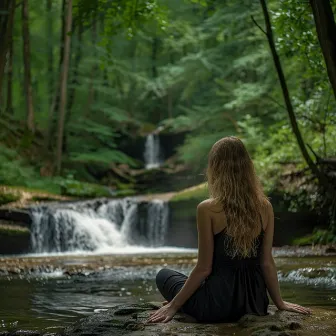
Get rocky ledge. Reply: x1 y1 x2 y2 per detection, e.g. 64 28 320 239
3 302 335 336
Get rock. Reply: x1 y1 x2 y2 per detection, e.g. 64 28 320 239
0 209 31 227
10 331 41 336
325 246 336 254
62 303 316 336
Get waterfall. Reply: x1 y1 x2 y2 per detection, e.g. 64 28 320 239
30 198 169 254
146 200 169 247
144 134 162 169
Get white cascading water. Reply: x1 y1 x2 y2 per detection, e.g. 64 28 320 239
144 134 162 169
30 198 169 254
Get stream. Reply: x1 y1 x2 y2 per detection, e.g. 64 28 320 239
0 253 335 333
0 197 335 333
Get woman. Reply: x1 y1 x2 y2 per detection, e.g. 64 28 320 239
147 136 310 324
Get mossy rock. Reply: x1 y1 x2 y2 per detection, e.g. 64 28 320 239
170 183 208 202
60 181 111 198
0 191 20 206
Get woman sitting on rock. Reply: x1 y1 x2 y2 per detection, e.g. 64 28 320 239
147 136 310 323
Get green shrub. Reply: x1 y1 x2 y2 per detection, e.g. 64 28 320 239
59 175 111 198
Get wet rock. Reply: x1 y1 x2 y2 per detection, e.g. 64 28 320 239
62 303 314 336
9 331 41 336
0 209 31 226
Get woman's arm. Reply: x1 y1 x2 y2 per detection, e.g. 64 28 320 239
147 201 214 323
169 201 214 309
260 202 310 315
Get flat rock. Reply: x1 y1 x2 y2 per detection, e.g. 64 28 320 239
60 302 335 336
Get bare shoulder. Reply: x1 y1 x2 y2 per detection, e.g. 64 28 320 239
263 198 273 216
197 199 216 211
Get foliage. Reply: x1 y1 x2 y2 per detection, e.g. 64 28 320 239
0 0 336 232
293 229 336 246
59 174 111 197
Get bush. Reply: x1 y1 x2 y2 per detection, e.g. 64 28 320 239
59 174 111 198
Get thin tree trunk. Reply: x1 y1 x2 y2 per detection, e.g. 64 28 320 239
55 0 73 175
309 0 336 101
47 0 66 148
258 0 329 189
84 14 97 117
66 20 83 119
6 26 13 114
167 89 172 119
152 37 158 79
0 0 15 106
22 0 35 132
46 0 54 107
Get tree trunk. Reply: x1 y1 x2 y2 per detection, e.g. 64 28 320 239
22 0 35 132
84 14 98 117
55 0 73 175
66 20 83 118
0 0 16 106
259 0 329 189
6 24 14 114
152 37 159 78
46 0 54 107
47 0 66 149
309 0 336 101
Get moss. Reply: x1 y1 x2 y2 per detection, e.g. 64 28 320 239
60 180 111 198
293 229 336 245
0 190 20 205
0 225 30 236
31 196 61 202
171 183 208 202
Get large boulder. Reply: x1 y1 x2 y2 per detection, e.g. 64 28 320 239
61 302 332 336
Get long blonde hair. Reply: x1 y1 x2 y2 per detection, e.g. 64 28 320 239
206 136 267 257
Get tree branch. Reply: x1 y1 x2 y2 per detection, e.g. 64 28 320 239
251 15 267 35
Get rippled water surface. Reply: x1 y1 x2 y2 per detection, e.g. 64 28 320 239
0 253 335 332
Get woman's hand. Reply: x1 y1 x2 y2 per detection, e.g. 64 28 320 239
146 302 179 323
278 301 311 315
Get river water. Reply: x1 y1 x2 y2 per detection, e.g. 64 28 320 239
0 252 335 333
0 198 335 333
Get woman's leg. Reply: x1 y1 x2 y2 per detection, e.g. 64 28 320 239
156 268 207 321
156 268 188 302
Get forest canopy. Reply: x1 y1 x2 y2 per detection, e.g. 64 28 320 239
0 0 336 232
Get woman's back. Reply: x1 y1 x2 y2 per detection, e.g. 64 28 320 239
194 201 269 322
150 137 310 325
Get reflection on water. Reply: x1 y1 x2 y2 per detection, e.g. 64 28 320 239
0 258 335 332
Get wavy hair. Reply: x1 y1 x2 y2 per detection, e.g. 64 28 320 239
206 136 268 258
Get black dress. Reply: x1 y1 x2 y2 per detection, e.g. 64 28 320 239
156 227 269 322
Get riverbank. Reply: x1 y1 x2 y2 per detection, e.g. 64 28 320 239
0 247 335 277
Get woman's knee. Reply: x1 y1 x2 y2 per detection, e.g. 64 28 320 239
156 268 170 291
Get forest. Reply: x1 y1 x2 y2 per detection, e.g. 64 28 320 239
1 0 336 242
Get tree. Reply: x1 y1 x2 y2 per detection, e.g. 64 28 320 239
46 0 54 108
22 0 35 132
309 0 336 101
47 0 66 149
6 21 14 114
0 0 16 107
56 0 73 175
